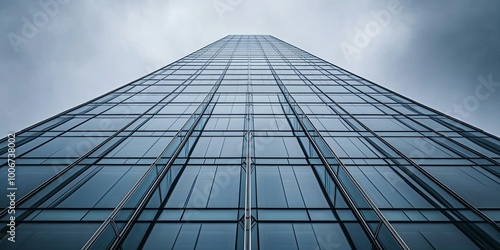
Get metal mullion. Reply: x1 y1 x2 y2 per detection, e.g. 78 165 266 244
306 60 500 233
12 47 209 232
134 38 246 249
243 39 254 250
427 122 500 164
261 36 407 250
274 82 387 249
45 165 104 208
277 88 389 249
280 36 499 189
286 128 359 249
304 58 500 184
306 68 500 248
339 83 500 168
423 134 500 176
89 79 214 248
82 38 235 249
285 49 500 248
256 37 386 249
141 36 243 242
0 118 80 155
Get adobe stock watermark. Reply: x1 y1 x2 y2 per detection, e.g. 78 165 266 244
6 133 17 243
213 0 243 21
7 0 72 53
340 0 411 63
446 74 499 121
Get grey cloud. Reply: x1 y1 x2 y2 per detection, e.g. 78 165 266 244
1 0 499 136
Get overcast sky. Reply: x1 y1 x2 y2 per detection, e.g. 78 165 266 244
1 0 499 137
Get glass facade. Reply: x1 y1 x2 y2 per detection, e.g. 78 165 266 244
1 35 499 249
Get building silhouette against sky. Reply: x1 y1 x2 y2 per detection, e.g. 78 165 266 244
1 35 499 249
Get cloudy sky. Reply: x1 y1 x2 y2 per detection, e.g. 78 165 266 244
1 0 499 136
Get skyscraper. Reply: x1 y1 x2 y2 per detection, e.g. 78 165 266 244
1 35 499 249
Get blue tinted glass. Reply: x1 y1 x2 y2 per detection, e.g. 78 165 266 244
358 118 410 131
140 117 188 131
0 166 64 207
196 224 237 250
25 136 105 158
96 166 148 208
187 166 216 208
312 223 352 249
279 167 305 208
166 166 200 208
0 223 99 249
73 117 134 131
293 224 319 249
173 224 200 249
294 167 329 208
255 137 289 157
258 224 297 249
423 166 500 207
143 223 181 249
384 137 459 158
57 166 145 208
107 136 172 157
324 137 379 158
208 166 241 208
349 166 432 208
393 223 480 249
257 167 287 208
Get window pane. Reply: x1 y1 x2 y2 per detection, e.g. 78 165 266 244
312 223 352 250
196 224 237 250
107 137 172 158
208 166 241 208
173 224 200 249
294 167 329 208
423 166 500 207
257 167 287 208
143 223 181 249
258 224 297 250
393 223 480 249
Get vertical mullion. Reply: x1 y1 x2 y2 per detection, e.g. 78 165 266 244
82 37 236 250
243 35 254 250
259 36 407 250
276 37 500 249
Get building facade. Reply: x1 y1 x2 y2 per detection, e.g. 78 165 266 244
1 35 499 249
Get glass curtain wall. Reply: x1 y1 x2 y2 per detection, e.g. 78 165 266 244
1 35 499 249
